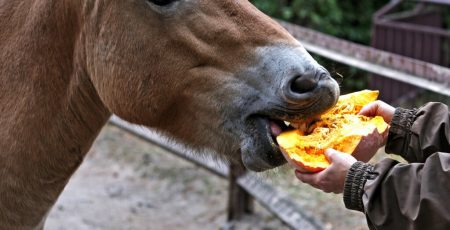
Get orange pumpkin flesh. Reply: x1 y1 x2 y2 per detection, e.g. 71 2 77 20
276 90 388 172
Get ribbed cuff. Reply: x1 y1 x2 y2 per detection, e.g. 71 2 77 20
343 161 375 212
389 107 416 136
386 107 417 155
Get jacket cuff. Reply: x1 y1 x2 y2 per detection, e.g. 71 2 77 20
343 161 375 212
385 107 417 155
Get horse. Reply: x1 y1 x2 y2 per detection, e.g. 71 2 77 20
0 0 339 229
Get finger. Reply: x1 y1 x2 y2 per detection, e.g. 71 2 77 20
295 170 318 185
295 166 311 174
358 101 379 117
324 148 343 162
295 173 323 190
324 149 357 167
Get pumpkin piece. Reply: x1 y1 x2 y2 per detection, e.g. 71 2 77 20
276 90 388 172
323 89 379 116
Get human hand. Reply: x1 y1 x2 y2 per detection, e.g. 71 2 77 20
295 149 356 194
358 100 395 123
351 127 389 163
350 100 394 162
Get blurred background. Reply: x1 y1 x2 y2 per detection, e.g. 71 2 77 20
252 0 450 106
45 1 450 230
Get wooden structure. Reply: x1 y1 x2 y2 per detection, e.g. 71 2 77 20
278 20 450 97
371 0 450 103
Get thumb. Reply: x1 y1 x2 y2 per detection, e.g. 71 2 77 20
325 149 348 163
324 149 342 162
325 148 357 166
358 106 370 116
358 101 377 117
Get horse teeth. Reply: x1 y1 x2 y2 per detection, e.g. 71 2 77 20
284 121 290 126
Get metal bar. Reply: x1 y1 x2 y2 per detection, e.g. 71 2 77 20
108 116 324 230
227 163 254 221
414 0 450 5
109 116 229 178
238 174 325 230
303 41 450 95
110 117 255 224
278 20 450 97
378 4 433 23
376 21 450 38
374 0 402 19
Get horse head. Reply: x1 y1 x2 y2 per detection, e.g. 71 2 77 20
83 0 339 171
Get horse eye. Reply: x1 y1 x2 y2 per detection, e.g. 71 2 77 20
147 0 177 6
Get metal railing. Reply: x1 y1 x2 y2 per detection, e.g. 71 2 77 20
109 116 324 230
370 0 450 103
278 20 450 96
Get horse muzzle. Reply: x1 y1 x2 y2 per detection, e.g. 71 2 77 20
238 45 340 172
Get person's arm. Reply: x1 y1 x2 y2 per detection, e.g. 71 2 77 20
386 102 450 162
344 102 450 229
296 150 450 229
344 153 450 229
297 102 450 229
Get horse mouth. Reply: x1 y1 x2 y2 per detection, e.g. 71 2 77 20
240 116 297 172
240 79 339 172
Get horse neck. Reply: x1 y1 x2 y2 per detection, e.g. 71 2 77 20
0 0 110 169
0 1 110 227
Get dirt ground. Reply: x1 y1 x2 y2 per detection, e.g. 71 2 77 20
45 124 369 230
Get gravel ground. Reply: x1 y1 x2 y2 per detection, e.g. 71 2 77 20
45 124 370 230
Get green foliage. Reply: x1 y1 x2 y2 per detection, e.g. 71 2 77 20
251 0 389 45
249 0 394 92
251 1 450 97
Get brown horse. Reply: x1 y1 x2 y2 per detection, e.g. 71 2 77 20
0 0 339 229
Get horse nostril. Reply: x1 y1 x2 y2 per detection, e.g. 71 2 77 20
290 71 318 94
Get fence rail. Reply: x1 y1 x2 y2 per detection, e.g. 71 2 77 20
278 20 450 96
109 116 324 230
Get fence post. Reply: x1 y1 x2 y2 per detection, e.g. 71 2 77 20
227 162 254 222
